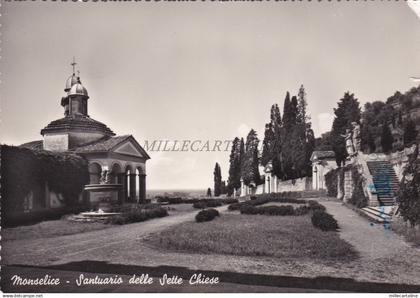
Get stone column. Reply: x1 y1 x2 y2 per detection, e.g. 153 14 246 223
138 174 146 203
122 173 128 203
129 174 137 202
337 170 344 200
117 173 125 204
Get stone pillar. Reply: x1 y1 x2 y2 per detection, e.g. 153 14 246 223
266 176 270 194
343 169 353 203
336 170 344 200
117 173 125 204
122 173 128 203
129 174 137 202
240 178 245 197
273 175 278 193
139 174 146 203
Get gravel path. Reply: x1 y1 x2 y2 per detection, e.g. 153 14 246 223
321 200 411 259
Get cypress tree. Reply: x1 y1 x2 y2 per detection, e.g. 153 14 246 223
213 162 222 197
227 137 242 195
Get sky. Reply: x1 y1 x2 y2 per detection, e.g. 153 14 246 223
1 1 420 190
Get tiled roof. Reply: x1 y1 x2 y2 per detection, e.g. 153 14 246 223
19 140 43 150
311 150 336 159
41 115 115 137
73 135 132 153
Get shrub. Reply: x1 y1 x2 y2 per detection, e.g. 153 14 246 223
311 210 339 231
239 205 260 214
294 205 311 216
193 202 207 209
195 208 220 222
205 201 223 208
221 198 238 204
240 205 296 216
307 200 326 212
107 205 168 225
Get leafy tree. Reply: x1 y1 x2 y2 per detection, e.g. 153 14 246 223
227 137 242 195
330 92 361 166
213 162 222 197
240 129 261 186
206 187 212 197
315 132 333 151
403 119 418 146
381 123 393 153
397 145 420 227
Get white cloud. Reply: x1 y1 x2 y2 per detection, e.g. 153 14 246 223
408 1 420 21
317 113 334 136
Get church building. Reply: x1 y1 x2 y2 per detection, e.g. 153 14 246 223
21 61 150 205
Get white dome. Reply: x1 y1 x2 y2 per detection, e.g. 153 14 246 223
69 82 88 97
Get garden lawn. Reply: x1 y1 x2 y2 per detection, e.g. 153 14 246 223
2 219 109 241
145 213 358 261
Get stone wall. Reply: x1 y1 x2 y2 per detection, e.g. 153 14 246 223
276 177 311 192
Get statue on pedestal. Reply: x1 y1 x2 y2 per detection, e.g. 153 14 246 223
100 170 112 184
341 128 355 157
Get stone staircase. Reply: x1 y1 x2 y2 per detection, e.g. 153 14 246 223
366 161 399 206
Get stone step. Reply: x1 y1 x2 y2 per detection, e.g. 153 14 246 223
360 207 393 224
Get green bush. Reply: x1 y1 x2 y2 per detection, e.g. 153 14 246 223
294 205 311 216
107 205 168 225
311 210 339 231
239 205 260 214
193 202 207 209
195 208 220 222
240 204 307 216
307 200 326 212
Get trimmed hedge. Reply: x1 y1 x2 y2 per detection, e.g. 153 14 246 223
107 204 168 225
228 194 306 211
240 205 296 216
193 200 223 209
311 210 339 231
195 208 220 222
157 196 238 206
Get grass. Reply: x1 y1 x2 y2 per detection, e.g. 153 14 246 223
391 217 420 247
145 214 358 261
2 219 109 241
